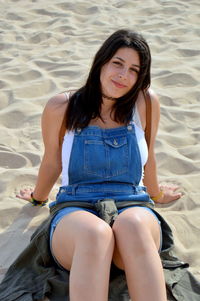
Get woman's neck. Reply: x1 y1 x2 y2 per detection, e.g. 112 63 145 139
101 94 116 115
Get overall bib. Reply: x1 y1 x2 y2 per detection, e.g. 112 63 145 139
50 124 154 204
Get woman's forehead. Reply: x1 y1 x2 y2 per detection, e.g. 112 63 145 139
112 47 140 64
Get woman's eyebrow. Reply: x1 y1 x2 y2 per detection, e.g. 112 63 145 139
113 56 140 68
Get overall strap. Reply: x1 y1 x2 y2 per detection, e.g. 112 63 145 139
144 90 152 150
59 91 73 145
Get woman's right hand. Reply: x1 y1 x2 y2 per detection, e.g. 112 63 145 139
16 188 34 203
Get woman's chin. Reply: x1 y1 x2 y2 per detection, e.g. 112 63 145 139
102 91 125 100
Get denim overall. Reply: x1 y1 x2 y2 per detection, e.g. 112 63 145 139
49 124 161 257
50 124 155 205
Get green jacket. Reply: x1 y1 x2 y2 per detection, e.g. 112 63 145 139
0 200 199 301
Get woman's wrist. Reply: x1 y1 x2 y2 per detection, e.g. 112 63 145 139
151 190 164 202
30 192 48 207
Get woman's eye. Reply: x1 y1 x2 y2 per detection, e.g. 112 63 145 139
113 61 122 66
130 68 139 73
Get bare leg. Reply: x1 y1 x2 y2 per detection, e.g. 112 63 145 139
51 210 114 301
113 207 167 301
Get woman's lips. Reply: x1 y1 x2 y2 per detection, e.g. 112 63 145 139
111 80 127 88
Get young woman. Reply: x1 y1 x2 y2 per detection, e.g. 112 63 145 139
17 29 181 301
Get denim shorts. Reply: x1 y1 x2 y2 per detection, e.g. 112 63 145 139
49 205 162 270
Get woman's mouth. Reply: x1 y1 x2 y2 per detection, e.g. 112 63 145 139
111 80 127 88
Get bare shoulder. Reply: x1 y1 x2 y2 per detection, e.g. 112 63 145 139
139 89 160 111
136 89 160 130
44 93 69 117
147 90 160 128
137 88 159 103
41 93 69 144
148 89 160 112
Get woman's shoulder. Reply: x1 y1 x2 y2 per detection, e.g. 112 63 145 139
41 93 71 143
40 93 69 137
138 89 159 106
43 92 73 119
46 92 69 109
147 89 160 108
136 89 160 130
138 89 160 114
46 90 76 109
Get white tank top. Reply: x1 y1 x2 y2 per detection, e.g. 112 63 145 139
61 94 148 186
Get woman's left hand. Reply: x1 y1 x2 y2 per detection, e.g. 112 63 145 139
157 183 182 204
16 188 34 202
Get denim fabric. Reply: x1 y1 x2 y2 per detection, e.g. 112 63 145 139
49 124 154 207
69 125 141 184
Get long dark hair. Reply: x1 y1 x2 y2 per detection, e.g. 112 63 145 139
65 29 151 130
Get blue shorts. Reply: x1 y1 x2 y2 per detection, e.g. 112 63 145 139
49 206 162 269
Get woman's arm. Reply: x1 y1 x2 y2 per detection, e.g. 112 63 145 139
143 90 160 198
142 90 182 203
17 93 68 203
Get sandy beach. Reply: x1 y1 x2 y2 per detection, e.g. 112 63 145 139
0 0 199 290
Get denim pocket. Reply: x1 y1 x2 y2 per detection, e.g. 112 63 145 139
84 137 128 178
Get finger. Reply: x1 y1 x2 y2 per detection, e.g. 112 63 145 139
168 193 182 202
16 195 31 202
173 186 181 192
162 186 180 195
161 192 181 203
16 194 28 200
174 193 182 199
19 189 26 195
16 194 22 199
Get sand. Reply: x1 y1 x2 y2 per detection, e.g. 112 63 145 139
0 0 199 291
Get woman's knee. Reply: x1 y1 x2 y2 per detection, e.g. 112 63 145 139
113 209 160 251
53 212 114 253
113 211 144 237
77 219 114 251
51 212 114 269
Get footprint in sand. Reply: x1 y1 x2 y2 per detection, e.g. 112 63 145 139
19 152 41 167
0 151 29 169
0 110 26 129
0 150 41 169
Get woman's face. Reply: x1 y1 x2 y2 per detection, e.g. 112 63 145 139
100 47 140 99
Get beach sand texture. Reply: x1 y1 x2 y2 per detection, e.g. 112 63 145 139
0 0 199 292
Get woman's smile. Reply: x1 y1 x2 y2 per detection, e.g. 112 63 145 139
111 79 127 88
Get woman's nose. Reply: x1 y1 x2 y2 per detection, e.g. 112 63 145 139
119 68 128 79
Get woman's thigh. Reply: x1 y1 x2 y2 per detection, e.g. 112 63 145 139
51 208 113 271
112 207 162 269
